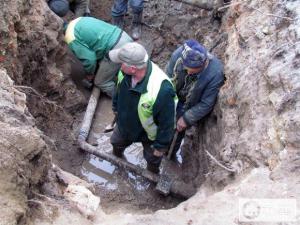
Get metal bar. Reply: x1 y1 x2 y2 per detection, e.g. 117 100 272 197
174 0 221 10
79 141 160 183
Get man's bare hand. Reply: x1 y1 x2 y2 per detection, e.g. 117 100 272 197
86 74 95 81
177 116 187 132
153 149 164 157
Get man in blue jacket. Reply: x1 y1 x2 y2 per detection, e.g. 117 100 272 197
166 39 224 162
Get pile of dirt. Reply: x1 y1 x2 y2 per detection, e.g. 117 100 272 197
0 0 87 223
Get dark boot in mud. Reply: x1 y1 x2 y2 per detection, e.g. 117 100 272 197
112 15 125 29
131 12 142 40
112 147 124 158
147 163 160 174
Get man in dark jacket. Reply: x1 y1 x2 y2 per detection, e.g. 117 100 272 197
109 42 177 173
166 39 224 161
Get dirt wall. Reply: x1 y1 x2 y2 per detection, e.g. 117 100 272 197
0 68 51 224
201 0 300 190
0 0 86 224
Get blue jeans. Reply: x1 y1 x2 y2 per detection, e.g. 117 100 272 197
111 0 144 17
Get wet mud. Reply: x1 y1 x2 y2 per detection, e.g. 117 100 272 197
80 95 182 213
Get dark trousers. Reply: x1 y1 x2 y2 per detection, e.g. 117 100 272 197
110 125 163 166
111 0 144 17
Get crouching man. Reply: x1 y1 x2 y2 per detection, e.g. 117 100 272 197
166 39 224 162
64 17 133 96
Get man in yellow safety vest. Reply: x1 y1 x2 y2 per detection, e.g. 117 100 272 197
109 42 177 173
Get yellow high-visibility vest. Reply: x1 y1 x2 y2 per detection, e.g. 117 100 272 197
117 62 178 140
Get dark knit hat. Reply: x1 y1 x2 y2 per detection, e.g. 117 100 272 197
48 0 69 17
182 39 207 68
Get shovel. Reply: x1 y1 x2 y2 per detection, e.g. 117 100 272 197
155 131 183 196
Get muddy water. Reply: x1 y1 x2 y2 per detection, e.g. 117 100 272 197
67 51 181 213
79 96 181 213
82 97 147 191
66 0 199 213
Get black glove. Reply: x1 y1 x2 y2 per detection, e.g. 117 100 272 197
83 12 91 17
81 78 93 89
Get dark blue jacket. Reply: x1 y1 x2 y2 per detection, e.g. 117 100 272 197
113 61 176 150
166 46 224 126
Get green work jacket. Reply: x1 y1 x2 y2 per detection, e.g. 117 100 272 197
65 17 122 75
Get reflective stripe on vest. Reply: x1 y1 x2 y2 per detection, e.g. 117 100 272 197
117 62 177 141
64 17 81 44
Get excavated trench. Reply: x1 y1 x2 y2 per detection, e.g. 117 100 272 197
68 60 183 213
25 0 227 215
2 0 300 223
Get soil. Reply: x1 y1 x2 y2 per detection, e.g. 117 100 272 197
18 0 226 219
45 55 182 213
43 0 203 213
1 0 299 224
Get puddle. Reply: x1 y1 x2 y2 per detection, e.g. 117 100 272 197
81 141 150 191
78 96 182 212
82 155 118 190
81 97 151 192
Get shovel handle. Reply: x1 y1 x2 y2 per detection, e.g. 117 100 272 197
167 131 179 159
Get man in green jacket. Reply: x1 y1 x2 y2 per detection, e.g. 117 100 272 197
64 17 133 96
48 0 91 17
109 42 177 173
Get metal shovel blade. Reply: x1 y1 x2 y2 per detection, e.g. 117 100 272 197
155 156 180 195
155 173 172 196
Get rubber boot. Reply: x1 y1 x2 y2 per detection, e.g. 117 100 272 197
147 163 160 174
131 12 142 40
112 15 125 29
112 146 124 158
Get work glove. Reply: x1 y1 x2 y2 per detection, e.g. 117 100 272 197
81 74 95 90
153 149 164 157
83 12 91 17
81 78 93 90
